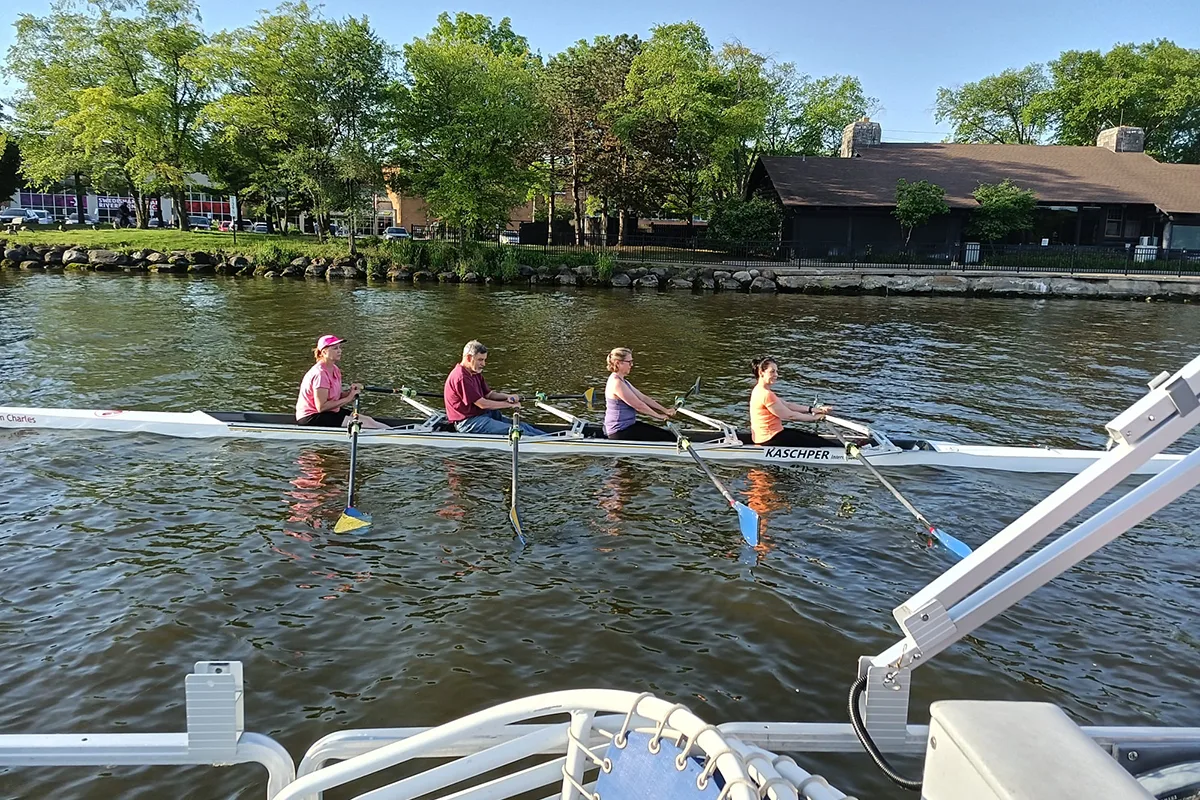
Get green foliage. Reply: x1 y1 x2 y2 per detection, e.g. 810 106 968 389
935 66 1049 144
893 179 949 246
595 253 616 281
390 12 544 233
707 198 782 245
970 180 1038 242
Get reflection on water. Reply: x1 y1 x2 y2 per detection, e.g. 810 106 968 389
1 273 1198 799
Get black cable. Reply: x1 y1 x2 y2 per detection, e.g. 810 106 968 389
848 675 923 791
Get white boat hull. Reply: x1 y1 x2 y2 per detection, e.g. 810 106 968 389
0 406 1183 474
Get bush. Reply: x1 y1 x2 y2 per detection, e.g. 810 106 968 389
708 198 782 247
596 253 616 281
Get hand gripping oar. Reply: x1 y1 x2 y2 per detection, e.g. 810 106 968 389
825 421 971 559
665 421 759 546
509 411 527 545
333 397 372 534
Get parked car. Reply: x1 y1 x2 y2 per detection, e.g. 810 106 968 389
383 226 410 241
252 222 269 234
188 216 212 230
31 210 54 225
0 208 38 224
65 213 100 226
498 230 520 245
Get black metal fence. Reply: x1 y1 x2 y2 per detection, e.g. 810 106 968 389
504 234 1200 277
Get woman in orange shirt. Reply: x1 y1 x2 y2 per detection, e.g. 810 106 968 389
749 356 833 446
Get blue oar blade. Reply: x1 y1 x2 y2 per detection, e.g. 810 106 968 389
735 502 760 547
931 527 972 560
334 506 372 534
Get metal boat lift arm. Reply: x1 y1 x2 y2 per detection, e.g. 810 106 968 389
859 354 1200 744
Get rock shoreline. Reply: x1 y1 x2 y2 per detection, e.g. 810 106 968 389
3 243 1198 301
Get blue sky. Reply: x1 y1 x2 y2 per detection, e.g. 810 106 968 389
2 0 1198 141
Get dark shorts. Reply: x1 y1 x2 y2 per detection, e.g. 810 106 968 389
754 428 830 448
605 420 676 442
296 409 349 427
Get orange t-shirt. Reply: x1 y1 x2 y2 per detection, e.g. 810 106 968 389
750 384 784 444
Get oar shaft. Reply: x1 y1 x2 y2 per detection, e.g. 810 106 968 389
686 445 737 508
346 398 361 509
856 452 936 531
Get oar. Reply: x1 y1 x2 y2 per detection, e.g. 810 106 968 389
333 397 372 534
665 421 759 547
508 411 526 545
366 385 595 410
825 423 971 559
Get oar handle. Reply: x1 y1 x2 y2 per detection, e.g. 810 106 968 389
365 385 440 399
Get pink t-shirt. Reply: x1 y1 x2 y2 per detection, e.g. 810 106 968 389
443 363 490 422
296 361 342 419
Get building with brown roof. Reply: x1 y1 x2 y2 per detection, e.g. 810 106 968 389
747 119 1200 256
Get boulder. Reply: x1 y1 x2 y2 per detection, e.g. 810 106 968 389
4 246 31 262
228 255 250 269
326 265 360 279
289 256 311 269
559 272 578 286
626 267 647 280
713 270 731 280
154 262 186 274
668 277 695 290
610 272 632 288
748 268 761 278
130 250 150 261
1048 278 1100 297
929 275 970 294
281 265 303 278
412 270 434 283
972 276 1052 295
650 267 670 280
749 276 777 293
187 263 215 275
461 271 479 283
575 265 594 278
169 256 189 268
62 248 90 265
263 271 280 279
304 263 327 279
732 270 752 284
635 273 660 289
332 255 357 267
518 265 535 277
759 268 776 281
146 251 170 264
1105 279 1161 297
699 277 715 290
188 251 212 265
719 277 742 291
19 260 43 271
387 268 411 282
437 271 459 283
44 249 65 264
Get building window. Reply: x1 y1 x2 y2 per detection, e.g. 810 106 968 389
1105 207 1123 238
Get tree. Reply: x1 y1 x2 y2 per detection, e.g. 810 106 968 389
707 197 781 246
893 178 948 246
0 138 23 202
1033 41 1200 162
203 3 396 244
934 65 1049 144
391 12 543 237
763 67 877 157
969 180 1037 242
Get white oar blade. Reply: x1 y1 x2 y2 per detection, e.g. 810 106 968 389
509 506 526 545
735 502 760 547
334 506 372 534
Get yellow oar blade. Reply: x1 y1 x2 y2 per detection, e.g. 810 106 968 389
334 506 372 534
583 386 595 412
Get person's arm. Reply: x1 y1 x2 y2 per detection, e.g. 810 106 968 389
630 384 676 417
613 380 668 420
766 397 826 423
313 385 355 413
782 399 833 416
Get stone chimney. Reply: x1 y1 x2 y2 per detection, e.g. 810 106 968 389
1096 126 1145 153
840 117 882 158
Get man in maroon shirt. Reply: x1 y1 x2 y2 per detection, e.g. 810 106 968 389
444 340 546 435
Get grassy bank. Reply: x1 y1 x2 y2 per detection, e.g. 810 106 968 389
3 229 614 280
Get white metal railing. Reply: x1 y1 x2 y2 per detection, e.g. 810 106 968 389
0 661 294 797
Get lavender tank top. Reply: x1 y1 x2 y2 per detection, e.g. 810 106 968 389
604 378 638 435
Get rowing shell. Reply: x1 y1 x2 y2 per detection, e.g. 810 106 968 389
0 406 1183 475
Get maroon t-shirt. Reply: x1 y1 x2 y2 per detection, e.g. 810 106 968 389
444 363 491 422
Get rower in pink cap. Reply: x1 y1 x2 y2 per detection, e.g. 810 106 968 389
295 334 388 429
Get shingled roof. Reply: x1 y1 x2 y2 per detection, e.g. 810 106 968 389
756 144 1200 215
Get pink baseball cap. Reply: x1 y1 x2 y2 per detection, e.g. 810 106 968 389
316 334 346 349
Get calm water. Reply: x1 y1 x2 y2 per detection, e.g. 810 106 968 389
1 273 1198 799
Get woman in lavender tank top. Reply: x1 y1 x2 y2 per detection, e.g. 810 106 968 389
603 347 677 441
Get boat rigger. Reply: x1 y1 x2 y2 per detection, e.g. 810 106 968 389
0 399 1185 475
